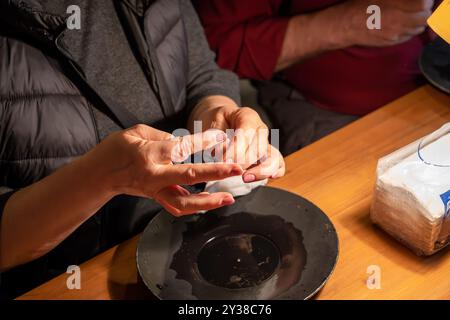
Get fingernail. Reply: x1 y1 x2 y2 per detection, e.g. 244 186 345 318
222 197 235 205
216 132 227 143
243 174 256 183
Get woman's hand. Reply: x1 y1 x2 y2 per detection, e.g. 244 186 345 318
88 124 243 216
189 96 285 183
0 124 243 270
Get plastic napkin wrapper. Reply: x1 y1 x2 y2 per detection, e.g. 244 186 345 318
371 123 450 255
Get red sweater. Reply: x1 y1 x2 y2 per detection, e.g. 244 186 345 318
194 0 435 115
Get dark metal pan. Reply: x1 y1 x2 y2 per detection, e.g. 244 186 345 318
137 186 339 300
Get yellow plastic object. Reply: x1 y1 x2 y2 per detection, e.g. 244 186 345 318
428 1 450 44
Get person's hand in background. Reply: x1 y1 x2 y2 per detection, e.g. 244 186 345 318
189 96 285 183
339 0 434 47
277 0 434 71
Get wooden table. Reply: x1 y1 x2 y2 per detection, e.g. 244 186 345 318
19 85 450 300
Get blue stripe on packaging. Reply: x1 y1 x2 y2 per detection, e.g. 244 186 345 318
440 190 450 218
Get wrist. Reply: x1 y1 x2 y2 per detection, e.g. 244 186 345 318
285 9 350 63
77 142 125 200
316 5 356 49
328 1 365 48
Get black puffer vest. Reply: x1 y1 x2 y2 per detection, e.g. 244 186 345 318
0 0 201 298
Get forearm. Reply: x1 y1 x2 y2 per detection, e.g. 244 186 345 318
0 151 116 271
276 5 353 72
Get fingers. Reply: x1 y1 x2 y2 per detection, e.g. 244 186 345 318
225 129 269 169
155 185 235 216
242 146 285 183
230 108 269 168
271 160 286 179
378 10 430 44
246 128 270 167
223 128 254 166
232 107 266 131
158 129 227 163
223 126 269 169
380 1 432 42
156 162 243 186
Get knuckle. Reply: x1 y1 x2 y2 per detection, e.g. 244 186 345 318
164 132 175 140
134 124 147 131
241 106 256 115
167 207 182 217
218 165 228 176
171 138 189 162
178 197 189 210
157 199 177 215
146 164 159 179
111 130 130 144
184 167 197 185
130 124 147 135
181 137 192 157
259 123 269 131
175 147 186 162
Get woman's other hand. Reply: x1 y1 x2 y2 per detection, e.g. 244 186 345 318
189 96 286 183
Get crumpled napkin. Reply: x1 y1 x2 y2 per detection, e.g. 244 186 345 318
204 175 267 197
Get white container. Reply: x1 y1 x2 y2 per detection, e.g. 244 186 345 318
371 123 450 255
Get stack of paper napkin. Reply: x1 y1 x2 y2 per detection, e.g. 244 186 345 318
371 124 450 255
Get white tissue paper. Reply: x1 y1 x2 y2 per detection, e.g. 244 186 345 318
204 175 268 198
371 123 450 255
